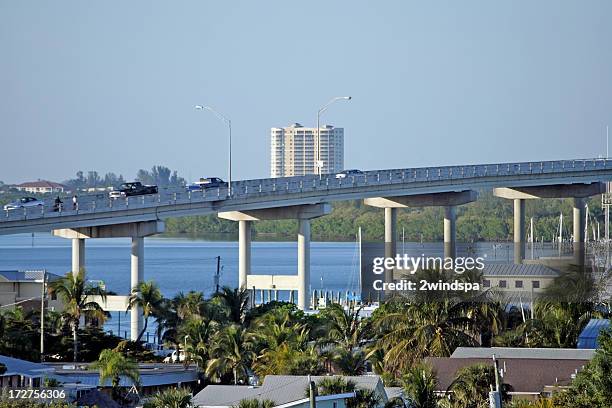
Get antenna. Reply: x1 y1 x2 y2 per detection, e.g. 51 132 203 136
607 125 609 159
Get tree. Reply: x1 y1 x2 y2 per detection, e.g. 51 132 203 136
214 286 250 325
231 399 275 408
445 364 499 408
143 387 193 408
49 269 107 361
90 349 140 401
553 328 612 407
128 281 163 342
206 324 255 384
402 363 439 408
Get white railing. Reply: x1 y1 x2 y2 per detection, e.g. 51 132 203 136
2 158 611 223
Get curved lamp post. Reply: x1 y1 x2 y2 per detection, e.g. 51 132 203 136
195 105 232 194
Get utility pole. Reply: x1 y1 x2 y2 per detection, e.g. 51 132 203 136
215 256 221 293
308 375 317 408
40 270 46 362
489 355 503 408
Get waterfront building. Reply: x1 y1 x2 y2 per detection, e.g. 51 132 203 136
14 180 69 194
0 270 63 312
193 375 392 408
271 123 344 177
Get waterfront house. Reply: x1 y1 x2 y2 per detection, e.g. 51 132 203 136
193 375 391 408
14 180 69 194
0 270 63 312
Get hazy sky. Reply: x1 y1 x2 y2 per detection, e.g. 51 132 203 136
2 1 612 184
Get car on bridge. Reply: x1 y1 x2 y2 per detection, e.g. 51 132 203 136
186 177 228 192
3 197 45 211
335 169 364 179
109 182 158 199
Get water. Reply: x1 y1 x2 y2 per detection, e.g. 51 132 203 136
0 233 363 297
0 233 581 340
0 233 573 298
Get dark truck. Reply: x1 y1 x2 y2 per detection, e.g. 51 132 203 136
109 182 158 199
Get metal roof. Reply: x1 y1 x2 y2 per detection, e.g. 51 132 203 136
481 264 559 277
0 270 61 282
451 347 596 360
0 355 54 378
578 319 611 349
193 375 384 408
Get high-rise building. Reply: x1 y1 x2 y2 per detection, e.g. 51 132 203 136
270 123 344 178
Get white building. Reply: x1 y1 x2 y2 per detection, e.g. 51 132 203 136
15 180 68 194
271 123 344 177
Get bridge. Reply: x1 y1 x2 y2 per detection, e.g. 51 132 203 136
3 158 611 339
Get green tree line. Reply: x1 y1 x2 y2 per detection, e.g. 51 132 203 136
165 192 605 242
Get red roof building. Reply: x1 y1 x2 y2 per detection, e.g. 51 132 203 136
15 180 69 194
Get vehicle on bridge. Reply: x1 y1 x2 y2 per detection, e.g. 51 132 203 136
109 182 158 199
335 169 364 179
3 197 45 211
186 177 228 192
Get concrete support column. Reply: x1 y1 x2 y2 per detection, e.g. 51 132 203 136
238 220 252 290
443 206 456 259
573 197 585 266
297 218 311 310
384 207 397 284
71 238 85 276
130 237 144 341
513 199 525 264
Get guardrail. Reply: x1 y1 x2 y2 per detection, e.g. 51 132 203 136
2 158 611 224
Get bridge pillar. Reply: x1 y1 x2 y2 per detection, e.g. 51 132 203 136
297 218 311 310
238 220 252 290
513 199 526 264
494 184 604 266
444 206 456 259
573 197 585 266
219 203 331 310
131 236 144 340
52 220 164 341
384 208 397 284
71 238 85 276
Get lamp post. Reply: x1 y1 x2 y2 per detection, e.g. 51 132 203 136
317 96 351 176
195 105 232 195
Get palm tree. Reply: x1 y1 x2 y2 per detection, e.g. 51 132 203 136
144 387 193 408
49 269 107 361
206 324 255 384
214 286 249 325
374 298 477 373
319 303 371 351
128 281 163 342
231 399 275 408
90 349 140 400
180 315 218 367
445 364 496 408
312 377 356 396
402 363 438 408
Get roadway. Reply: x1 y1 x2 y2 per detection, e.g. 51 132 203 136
1 158 611 235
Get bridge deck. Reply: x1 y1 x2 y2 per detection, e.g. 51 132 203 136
1 159 611 235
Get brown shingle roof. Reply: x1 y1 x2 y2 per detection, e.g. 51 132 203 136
425 357 589 395
16 180 66 188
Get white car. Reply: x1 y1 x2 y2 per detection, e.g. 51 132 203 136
335 169 364 179
3 197 45 211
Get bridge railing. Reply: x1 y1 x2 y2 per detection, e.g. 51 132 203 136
3 159 611 223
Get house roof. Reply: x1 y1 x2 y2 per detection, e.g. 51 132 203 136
426 357 589 395
482 264 559 277
0 355 54 378
450 347 596 360
578 319 611 349
16 180 67 189
193 375 385 408
0 270 61 283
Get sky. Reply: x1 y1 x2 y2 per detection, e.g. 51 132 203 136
1 1 612 184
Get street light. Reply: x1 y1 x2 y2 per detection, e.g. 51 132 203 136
194 105 232 194
317 96 351 176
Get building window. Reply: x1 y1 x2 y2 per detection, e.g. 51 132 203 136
483 279 491 288
532 280 540 289
499 280 507 288
515 280 523 288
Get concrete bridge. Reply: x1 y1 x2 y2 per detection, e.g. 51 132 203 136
2 158 611 339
